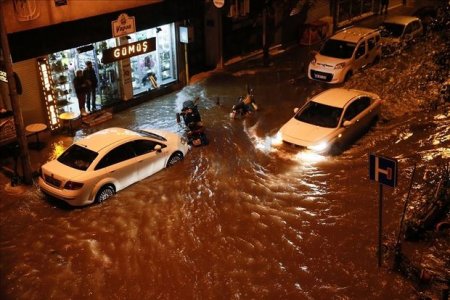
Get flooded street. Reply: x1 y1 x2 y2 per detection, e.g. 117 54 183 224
1 32 449 299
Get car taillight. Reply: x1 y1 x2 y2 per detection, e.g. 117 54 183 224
64 181 84 190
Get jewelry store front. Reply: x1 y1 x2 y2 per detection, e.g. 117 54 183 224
36 23 178 131
7 1 195 131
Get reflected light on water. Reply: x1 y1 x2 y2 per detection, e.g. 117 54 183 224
295 151 326 164
50 142 67 160
253 132 284 153
422 148 450 161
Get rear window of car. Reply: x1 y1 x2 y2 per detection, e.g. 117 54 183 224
57 144 98 171
320 39 356 59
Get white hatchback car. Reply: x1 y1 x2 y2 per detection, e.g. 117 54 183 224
279 88 382 154
380 16 423 56
38 127 190 206
308 27 381 84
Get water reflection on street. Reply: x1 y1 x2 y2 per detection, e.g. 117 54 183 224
1 32 449 299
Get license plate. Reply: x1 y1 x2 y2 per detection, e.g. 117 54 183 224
315 74 326 79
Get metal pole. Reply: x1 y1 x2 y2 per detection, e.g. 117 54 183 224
0 1 33 185
378 183 383 267
395 164 416 250
184 43 189 85
217 7 223 70
262 4 268 66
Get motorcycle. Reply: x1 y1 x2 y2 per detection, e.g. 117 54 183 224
230 89 258 119
177 99 209 147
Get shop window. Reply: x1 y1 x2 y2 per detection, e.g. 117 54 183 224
42 39 121 121
128 23 177 96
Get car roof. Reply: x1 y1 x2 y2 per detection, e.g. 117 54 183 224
332 27 378 43
383 15 420 25
311 88 371 108
75 127 140 152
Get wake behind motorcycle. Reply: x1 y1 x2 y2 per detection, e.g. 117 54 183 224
230 88 258 119
176 98 209 147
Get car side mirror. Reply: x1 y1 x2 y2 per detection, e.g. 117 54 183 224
154 144 162 152
293 107 299 114
343 120 352 127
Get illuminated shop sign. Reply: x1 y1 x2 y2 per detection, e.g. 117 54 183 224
37 58 60 130
0 70 6 83
102 38 156 64
112 13 136 38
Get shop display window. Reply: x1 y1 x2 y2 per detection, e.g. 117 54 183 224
41 22 177 125
128 23 177 95
45 39 121 117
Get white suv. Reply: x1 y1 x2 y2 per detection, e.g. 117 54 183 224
308 27 381 84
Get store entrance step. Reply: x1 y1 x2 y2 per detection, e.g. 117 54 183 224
81 109 112 127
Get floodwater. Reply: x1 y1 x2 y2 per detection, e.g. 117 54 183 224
1 33 449 299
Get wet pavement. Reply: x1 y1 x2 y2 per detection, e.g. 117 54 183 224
1 3 449 300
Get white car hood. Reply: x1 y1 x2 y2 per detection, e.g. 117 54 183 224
314 54 348 68
280 118 335 146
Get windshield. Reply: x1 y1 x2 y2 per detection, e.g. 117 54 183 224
380 23 405 38
320 39 356 59
57 144 98 171
295 101 343 128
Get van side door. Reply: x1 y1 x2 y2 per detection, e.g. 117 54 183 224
353 40 368 70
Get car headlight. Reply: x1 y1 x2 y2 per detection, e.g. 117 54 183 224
310 57 316 66
334 62 346 70
181 136 188 145
271 131 283 146
308 141 329 152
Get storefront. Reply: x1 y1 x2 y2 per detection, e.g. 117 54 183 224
35 22 178 131
6 1 196 131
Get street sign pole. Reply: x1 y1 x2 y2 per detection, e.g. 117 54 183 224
369 153 398 268
378 183 383 268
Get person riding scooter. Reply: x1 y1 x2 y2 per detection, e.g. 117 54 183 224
177 98 208 146
230 88 258 119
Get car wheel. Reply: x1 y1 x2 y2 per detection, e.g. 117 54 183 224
373 56 380 65
167 152 184 167
95 185 115 204
330 142 345 156
344 71 352 82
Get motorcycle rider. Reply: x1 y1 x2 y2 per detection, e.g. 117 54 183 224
231 88 258 119
178 98 208 146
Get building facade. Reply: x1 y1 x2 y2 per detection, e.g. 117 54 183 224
1 0 195 131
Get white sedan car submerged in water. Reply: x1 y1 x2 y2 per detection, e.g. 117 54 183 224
38 127 190 206
279 88 382 154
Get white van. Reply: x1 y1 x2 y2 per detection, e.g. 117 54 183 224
308 27 381 84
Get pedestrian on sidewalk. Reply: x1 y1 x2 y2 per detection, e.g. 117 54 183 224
83 61 98 113
73 69 88 116
380 0 389 15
